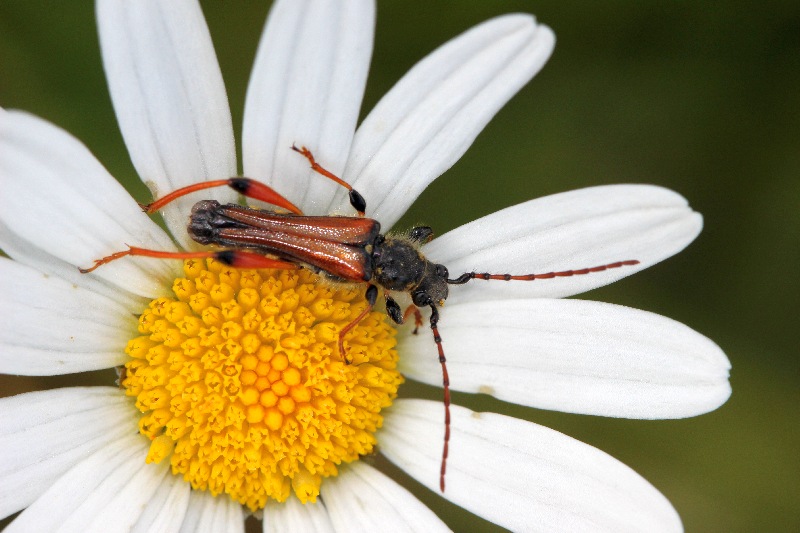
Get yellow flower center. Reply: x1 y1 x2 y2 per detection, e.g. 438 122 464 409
122 259 402 511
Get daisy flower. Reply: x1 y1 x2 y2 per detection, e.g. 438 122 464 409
0 1 731 532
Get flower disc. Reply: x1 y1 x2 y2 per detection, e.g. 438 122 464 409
123 259 402 510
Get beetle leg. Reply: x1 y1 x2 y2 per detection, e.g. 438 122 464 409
402 305 424 334
79 246 298 273
291 144 366 216
385 294 404 325
142 178 302 215
338 285 378 364
408 226 434 244
213 250 300 270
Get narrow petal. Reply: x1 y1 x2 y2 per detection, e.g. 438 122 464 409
0 259 137 375
0 387 133 520
0 219 148 310
263 496 334 533
4 432 165 533
400 299 731 419
131 474 191 533
322 462 450 533
426 184 702 304
97 0 237 246
381 399 682 532
243 0 374 214
330 14 555 227
64 451 169 533
179 491 244 533
0 110 179 297
0 107 146 305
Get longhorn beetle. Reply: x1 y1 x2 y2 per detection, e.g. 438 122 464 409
81 145 639 492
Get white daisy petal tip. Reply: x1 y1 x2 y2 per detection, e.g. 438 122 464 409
399 298 731 420
243 0 375 215
334 12 556 226
427 184 707 303
96 0 238 247
381 399 683 533
0 110 179 298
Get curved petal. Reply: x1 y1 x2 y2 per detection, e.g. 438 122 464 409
263 496 334 533
426 184 702 304
399 299 731 419
243 0 374 214
97 0 237 247
0 219 148 310
380 399 682 533
131 473 191 533
178 490 244 533
0 110 179 297
322 462 450 533
331 14 555 227
0 107 146 305
0 258 138 375
4 432 166 533
0 387 133 520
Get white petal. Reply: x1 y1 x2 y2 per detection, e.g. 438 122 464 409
0 111 174 295
331 14 555 227
69 453 169 533
0 387 133 520
0 219 148 310
263 496 334 533
0 123 146 304
97 0 237 247
4 432 166 533
243 0 374 214
179 491 244 533
322 462 450 533
0 110 179 297
131 473 191 533
399 299 731 419
0 258 137 375
381 399 682 533
426 184 702 304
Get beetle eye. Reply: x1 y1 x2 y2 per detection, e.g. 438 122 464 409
409 226 433 242
435 264 448 278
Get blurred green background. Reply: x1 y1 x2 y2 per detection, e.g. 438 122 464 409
1 1 798 531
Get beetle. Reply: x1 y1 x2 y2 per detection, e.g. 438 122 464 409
81 145 638 492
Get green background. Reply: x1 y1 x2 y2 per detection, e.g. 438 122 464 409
1 2 798 531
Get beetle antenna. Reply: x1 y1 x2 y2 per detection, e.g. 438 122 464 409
427 304 450 493
447 260 640 285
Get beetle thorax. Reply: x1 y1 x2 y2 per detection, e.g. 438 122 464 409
372 236 449 306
